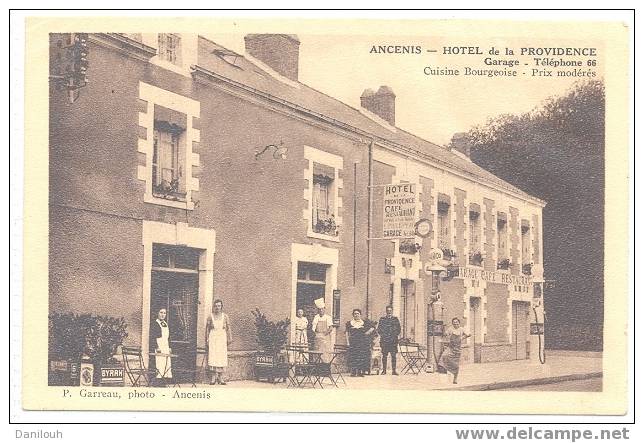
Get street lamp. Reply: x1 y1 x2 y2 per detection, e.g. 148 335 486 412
424 260 448 372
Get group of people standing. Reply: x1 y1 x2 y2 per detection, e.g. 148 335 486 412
293 302 381 377
294 302 403 377
294 302 471 383
150 298 471 386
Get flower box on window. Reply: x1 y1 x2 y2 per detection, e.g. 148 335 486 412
152 178 186 201
399 239 421 255
497 258 511 270
522 263 533 275
469 251 484 266
442 248 457 262
313 216 338 236
437 200 450 213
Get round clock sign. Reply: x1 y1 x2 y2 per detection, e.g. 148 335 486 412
414 218 432 238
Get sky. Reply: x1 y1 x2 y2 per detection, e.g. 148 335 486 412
207 32 594 146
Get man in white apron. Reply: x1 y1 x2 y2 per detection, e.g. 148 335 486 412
311 299 333 362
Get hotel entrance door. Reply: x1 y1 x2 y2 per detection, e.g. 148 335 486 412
150 245 200 382
469 297 482 363
401 279 416 341
296 262 328 344
512 301 530 360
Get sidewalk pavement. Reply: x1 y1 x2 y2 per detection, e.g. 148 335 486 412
201 350 603 391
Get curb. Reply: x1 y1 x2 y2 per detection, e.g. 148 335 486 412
440 371 603 391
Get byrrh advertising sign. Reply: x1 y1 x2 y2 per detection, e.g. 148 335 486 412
382 183 417 239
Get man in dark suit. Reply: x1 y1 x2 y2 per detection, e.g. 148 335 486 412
377 305 401 375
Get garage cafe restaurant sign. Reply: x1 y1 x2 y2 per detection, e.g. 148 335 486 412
454 266 533 287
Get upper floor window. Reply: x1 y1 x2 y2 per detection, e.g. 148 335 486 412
312 163 337 236
469 206 482 266
304 146 342 241
437 195 451 253
497 213 510 270
158 33 182 66
138 81 200 210
152 105 187 201
521 221 532 275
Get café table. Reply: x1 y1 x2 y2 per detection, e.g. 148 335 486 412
149 351 179 387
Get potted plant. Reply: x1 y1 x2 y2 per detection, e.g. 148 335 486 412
522 263 533 275
314 215 338 236
441 248 457 262
399 239 421 255
251 308 290 383
469 251 484 266
48 313 86 386
49 313 128 386
81 314 128 386
497 258 511 270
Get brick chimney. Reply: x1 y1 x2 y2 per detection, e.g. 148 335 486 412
360 85 396 126
450 132 471 158
244 34 300 81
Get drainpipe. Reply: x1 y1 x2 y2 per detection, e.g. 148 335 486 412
366 139 374 318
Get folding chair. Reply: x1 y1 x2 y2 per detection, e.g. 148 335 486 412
331 344 348 385
196 346 208 384
285 344 319 388
314 352 340 388
398 341 428 375
121 346 155 387
173 347 208 387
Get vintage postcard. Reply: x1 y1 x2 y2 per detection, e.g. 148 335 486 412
20 14 630 414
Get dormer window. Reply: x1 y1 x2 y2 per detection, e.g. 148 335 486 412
158 33 182 66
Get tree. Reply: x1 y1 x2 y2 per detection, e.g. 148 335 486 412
453 80 605 351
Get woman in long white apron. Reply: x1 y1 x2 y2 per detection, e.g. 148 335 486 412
206 299 231 385
151 308 173 383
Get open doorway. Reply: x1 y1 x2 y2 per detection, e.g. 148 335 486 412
150 244 200 382
469 297 482 363
296 262 328 346
401 279 416 342
512 300 530 360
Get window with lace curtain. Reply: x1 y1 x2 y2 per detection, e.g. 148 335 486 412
312 163 337 236
151 105 187 200
158 33 182 66
437 195 451 252
497 213 510 270
521 221 532 275
469 207 483 266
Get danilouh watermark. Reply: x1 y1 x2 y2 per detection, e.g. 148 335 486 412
15 429 63 439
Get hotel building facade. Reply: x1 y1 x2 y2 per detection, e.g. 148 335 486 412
49 33 546 380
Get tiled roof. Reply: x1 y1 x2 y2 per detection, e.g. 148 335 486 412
196 37 544 205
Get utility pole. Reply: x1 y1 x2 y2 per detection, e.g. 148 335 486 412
365 139 374 318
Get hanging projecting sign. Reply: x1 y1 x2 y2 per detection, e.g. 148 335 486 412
382 183 417 239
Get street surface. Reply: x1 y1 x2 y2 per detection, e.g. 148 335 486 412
497 377 602 391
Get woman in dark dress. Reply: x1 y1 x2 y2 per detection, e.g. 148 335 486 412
345 309 376 377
